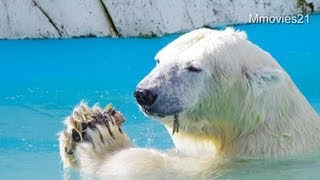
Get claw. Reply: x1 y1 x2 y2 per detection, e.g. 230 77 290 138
70 118 76 127
74 111 82 121
80 105 86 112
81 114 87 121
114 112 125 127
107 108 116 116
104 104 112 111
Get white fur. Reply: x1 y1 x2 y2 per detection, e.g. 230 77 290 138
59 102 219 178
60 28 320 177
147 27 320 158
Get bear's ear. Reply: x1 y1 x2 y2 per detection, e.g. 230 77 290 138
247 67 285 96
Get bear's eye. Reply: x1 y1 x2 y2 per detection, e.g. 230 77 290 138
156 59 160 64
186 65 202 73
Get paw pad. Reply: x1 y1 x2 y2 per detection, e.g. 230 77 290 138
72 129 81 142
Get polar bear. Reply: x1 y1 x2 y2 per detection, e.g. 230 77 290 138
134 27 320 158
59 28 320 177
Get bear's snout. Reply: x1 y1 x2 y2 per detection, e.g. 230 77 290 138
134 88 157 108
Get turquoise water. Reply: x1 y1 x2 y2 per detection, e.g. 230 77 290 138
0 15 319 179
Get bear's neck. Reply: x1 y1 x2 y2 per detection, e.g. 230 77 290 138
230 89 320 158
163 83 320 158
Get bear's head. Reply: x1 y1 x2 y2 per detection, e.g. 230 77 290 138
134 28 301 155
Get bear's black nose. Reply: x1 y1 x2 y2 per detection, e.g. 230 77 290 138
134 88 157 107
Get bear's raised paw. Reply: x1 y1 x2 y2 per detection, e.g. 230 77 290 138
58 102 132 168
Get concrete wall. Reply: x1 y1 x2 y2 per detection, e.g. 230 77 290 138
0 0 318 39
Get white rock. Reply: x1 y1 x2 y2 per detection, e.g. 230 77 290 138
106 0 315 36
0 0 59 39
0 0 318 39
0 0 12 38
33 0 112 37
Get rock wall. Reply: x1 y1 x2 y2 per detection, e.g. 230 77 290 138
0 0 319 39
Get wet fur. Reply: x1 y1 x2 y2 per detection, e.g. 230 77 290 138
59 102 219 177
